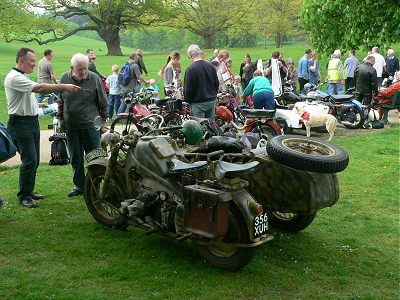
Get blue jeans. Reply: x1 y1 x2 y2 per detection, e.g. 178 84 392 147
190 100 217 122
66 128 100 191
327 83 344 95
253 91 275 110
108 94 121 118
7 115 40 201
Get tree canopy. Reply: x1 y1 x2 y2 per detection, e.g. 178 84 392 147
253 0 302 48
301 0 400 54
3 0 171 56
174 0 250 49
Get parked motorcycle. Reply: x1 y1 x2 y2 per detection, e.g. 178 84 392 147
84 119 272 270
302 82 366 129
111 90 164 135
216 105 282 142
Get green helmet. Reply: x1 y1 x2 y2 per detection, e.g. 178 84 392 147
180 120 203 145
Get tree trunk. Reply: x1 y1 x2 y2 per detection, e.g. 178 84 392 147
275 32 282 48
204 34 213 49
100 28 123 56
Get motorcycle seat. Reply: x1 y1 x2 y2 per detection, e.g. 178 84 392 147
169 159 208 174
215 160 259 179
241 109 276 119
330 94 354 103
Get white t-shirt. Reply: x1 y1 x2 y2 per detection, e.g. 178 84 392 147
372 53 386 77
4 69 38 116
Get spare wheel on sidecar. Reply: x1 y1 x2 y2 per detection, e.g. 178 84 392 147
266 135 349 173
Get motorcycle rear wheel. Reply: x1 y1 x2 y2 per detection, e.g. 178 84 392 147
251 123 279 141
341 106 364 129
269 211 316 232
111 116 139 136
197 205 255 271
84 166 129 229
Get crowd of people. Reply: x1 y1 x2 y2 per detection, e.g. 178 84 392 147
1 44 399 208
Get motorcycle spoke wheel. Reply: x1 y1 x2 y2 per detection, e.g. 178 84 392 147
197 205 255 271
342 106 364 129
111 116 139 136
266 135 349 173
281 138 336 156
84 166 128 229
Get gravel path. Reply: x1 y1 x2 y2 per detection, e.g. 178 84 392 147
2 110 399 167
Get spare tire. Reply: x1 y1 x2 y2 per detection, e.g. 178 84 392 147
266 135 349 173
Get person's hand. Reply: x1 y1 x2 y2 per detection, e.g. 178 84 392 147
340 80 345 84
100 121 109 134
64 84 80 93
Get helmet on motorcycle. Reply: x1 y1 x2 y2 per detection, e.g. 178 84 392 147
306 91 318 100
180 120 203 145
216 106 234 122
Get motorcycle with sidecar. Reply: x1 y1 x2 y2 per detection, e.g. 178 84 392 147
84 119 349 270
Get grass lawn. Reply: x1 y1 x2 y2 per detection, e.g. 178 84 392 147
0 124 399 299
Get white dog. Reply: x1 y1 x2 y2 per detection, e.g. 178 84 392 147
295 103 337 141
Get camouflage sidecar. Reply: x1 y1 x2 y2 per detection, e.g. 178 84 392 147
242 135 349 232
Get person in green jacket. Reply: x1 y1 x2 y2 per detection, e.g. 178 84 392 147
243 70 275 110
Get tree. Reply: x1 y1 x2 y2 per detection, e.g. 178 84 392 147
253 0 302 48
4 0 171 56
174 0 250 49
301 0 400 54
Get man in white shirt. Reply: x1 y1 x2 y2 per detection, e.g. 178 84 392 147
4 48 79 208
371 47 386 86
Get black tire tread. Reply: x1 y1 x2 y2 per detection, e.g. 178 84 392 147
266 135 349 173
269 212 316 232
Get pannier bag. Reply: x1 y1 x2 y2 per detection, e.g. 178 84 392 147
49 133 70 165
0 123 17 163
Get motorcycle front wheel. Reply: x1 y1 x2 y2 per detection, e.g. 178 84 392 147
266 135 349 173
84 166 129 229
111 116 139 136
197 205 255 271
268 211 316 232
341 106 364 129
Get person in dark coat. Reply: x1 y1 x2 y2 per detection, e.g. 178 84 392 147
385 49 399 77
354 55 378 104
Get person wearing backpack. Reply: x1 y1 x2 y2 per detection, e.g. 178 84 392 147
118 53 149 114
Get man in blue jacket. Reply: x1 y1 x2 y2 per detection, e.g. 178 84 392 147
298 49 312 91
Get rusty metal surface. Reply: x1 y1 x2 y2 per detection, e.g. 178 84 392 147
242 154 339 214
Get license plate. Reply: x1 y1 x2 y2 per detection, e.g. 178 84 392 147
254 213 268 238
85 148 107 163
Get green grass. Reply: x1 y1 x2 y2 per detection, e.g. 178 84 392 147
0 126 399 299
